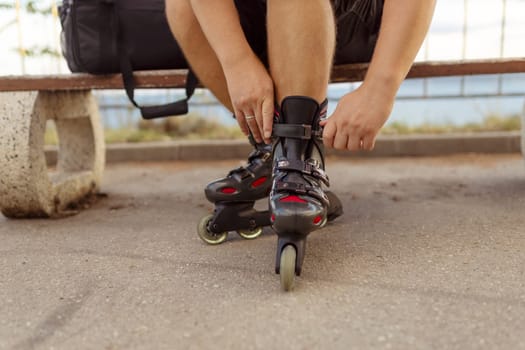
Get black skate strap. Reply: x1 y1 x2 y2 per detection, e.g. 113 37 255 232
228 166 255 180
274 179 328 203
248 148 271 163
275 158 329 186
228 148 271 179
272 124 323 140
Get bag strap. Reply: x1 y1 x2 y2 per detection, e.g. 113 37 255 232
108 0 197 119
119 54 198 119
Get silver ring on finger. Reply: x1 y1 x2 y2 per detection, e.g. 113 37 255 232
245 115 255 121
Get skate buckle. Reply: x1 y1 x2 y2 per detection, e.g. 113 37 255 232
301 125 312 139
304 159 320 174
261 152 272 162
277 160 289 168
232 166 254 180
293 183 308 194
277 181 307 194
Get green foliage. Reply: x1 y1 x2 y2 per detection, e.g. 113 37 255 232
44 125 58 145
137 113 245 140
1 1 57 59
44 114 245 145
12 46 60 57
45 113 521 145
380 114 521 135
105 129 172 143
481 114 521 131
0 1 52 15
25 1 53 15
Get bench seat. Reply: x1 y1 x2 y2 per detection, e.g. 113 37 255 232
1 59 525 91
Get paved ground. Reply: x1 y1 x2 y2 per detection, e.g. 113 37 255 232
1 154 524 350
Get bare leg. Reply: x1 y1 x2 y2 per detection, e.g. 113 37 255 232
267 0 337 289
166 0 233 110
267 0 336 104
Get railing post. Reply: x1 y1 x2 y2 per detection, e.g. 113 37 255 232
497 0 508 94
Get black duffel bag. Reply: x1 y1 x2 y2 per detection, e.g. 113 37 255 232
59 0 197 119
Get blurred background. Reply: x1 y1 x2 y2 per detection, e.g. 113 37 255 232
1 0 524 143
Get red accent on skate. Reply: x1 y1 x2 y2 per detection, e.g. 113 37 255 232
271 214 275 222
251 176 268 188
220 187 237 194
313 216 323 224
280 195 307 203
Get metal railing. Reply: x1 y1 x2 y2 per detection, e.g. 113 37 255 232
418 0 514 99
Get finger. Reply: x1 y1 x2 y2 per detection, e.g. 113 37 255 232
261 96 274 144
333 130 349 151
235 109 250 136
254 104 264 143
346 134 361 151
362 135 376 151
245 110 263 142
322 120 336 148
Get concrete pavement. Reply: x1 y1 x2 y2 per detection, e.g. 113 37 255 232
1 154 525 349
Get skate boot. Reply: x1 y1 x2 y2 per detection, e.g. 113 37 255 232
270 96 332 291
197 135 273 244
197 118 343 246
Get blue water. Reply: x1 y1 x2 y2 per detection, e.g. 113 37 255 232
95 73 525 129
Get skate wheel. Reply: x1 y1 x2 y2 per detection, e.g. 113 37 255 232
280 245 297 291
237 227 263 240
197 214 228 245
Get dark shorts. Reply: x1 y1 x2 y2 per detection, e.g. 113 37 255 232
234 0 384 66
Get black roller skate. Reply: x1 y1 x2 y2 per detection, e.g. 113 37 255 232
270 96 333 291
197 117 343 246
197 136 273 244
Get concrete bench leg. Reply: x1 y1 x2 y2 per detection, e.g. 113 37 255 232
0 90 105 218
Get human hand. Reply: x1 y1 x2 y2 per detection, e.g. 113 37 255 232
223 55 274 144
320 83 395 151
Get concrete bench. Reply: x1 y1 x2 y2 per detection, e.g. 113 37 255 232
1 58 524 218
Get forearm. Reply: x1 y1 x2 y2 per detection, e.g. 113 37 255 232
363 0 436 97
189 0 255 69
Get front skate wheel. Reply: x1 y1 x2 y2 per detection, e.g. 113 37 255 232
280 245 297 291
237 227 263 240
197 214 228 245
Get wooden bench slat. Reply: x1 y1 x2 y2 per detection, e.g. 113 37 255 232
0 69 189 92
0 59 524 92
332 58 525 83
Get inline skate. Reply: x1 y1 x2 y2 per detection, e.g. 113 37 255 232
197 133 343 245
197 135 273 244
270 96 332 291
